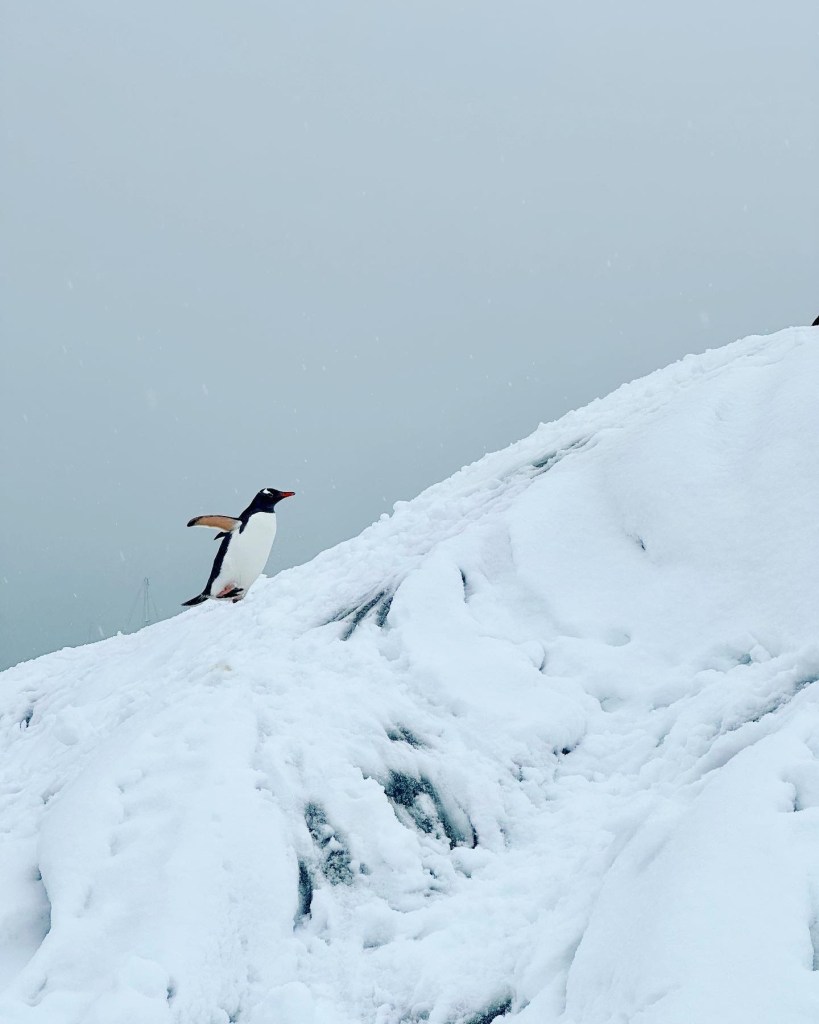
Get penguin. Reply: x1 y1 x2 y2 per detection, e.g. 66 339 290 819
182 487 295 606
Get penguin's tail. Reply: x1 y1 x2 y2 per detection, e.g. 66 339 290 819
182 593 208 607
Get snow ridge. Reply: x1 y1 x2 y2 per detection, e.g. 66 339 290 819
2 328 819 1023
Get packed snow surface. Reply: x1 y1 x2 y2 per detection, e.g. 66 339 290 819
3 328 819 1024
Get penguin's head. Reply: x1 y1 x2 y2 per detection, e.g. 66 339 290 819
252 487 295 512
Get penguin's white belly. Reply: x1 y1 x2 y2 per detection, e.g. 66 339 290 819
212 513 277 595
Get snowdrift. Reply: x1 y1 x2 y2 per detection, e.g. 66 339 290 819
3 327 819 1024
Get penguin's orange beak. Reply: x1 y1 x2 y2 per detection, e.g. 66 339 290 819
280 491 295 498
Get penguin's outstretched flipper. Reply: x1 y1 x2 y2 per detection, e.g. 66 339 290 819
187 515 241 531
182 593 208 607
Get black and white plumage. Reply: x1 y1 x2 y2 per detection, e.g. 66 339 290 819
182 488 295 606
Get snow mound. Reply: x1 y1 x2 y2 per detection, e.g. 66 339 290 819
3 328 819 1024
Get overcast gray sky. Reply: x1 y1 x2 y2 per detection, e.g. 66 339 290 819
2 1 817 670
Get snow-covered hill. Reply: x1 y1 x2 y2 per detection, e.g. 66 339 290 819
4 327 819 1024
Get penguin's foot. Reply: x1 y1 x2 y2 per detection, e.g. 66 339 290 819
215 584 244 601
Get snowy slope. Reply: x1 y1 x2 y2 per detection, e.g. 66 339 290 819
3 327 819 1024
